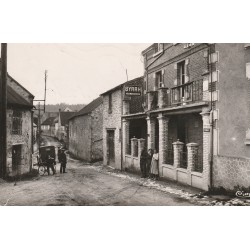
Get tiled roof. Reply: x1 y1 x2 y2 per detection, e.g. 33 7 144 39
41 117 56 126
60 112 76 126
70 97 103 120
7 85 33 108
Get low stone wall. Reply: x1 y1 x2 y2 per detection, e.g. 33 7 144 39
124 155 140 173
213 155 250 189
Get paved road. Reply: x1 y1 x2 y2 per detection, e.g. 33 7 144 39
0 159 204 206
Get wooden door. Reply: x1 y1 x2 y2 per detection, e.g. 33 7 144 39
107 130 115 166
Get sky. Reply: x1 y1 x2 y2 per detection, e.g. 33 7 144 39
7 44 150 105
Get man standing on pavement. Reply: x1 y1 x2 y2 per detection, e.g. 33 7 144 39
60 149 67 173
140 145 148 178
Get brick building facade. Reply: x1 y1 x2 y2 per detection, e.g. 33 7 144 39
120 43 250 191
68 97 103 162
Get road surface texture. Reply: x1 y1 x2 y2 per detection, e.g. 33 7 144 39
0 157 212 206
1 135 247 206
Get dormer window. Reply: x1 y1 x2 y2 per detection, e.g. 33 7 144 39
184 43 194 49
156 43 163 53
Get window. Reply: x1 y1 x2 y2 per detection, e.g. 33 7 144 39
108 93 112 113
246 63 250 79
156 71 163 88
12 110 22 135
177 61 186 86
184 43 194 49
155 43 163 53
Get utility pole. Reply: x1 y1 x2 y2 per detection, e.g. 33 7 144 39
44 70 47 112
0 43 7 178
37 102 41 148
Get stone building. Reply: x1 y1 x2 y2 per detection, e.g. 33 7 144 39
54 109 76 142
68 97 103 162
41 116 56 137
122 43 250 191
101 76 144 170
6 74 34 177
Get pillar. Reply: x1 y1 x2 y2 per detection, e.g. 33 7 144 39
157 113 169 176
173 140 184 169
131 138 137 157
187 142 199 185
200 109 211 190
122 118 130 157
147 92 154 110
158 88 168 109
123 100 130 115
146 116 156 150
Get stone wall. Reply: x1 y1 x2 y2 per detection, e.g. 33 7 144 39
103 89 122 169
91 103 103 161
213 155 250 189
69 115 92 161
6 108 33 176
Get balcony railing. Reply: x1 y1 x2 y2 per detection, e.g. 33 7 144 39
171 79 203 105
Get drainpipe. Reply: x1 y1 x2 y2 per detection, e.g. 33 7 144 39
121 91 123 171
208 43 214 189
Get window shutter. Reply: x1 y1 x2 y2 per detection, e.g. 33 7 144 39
185 58 190 83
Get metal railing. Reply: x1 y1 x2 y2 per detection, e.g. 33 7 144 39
171 79 203 105
179 151 188 169
193 150 203 173
166 148 174 165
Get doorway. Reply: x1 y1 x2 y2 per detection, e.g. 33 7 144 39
12 145 22 174
107 130 115 167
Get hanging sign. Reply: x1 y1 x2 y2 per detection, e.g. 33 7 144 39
125 86 142 96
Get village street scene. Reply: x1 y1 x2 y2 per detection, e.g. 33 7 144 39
1 43 250 206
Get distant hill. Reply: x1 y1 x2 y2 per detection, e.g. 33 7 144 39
35 103 85 113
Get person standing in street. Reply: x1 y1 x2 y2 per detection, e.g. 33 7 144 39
147 149 153 178
60 149 67 173
46 155 56 175
150 149 159 180
140 145 148 178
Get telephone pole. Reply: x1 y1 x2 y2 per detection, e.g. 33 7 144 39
0 43 7 178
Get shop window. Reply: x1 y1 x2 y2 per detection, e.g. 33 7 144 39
12 110 22 135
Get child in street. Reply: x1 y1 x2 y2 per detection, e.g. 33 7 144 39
150 149 159 180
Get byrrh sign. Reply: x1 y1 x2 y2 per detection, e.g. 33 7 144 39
125 86 142 96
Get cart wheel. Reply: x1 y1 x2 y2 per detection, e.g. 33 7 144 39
38 166 45 176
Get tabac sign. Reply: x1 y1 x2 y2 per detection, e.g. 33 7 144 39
125 86 142 96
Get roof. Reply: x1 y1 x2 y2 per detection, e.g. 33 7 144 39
101 76 144 96
70 97 103 120
7 73 34 98
7 85 33 108
60 112 76 126
41 117 56 126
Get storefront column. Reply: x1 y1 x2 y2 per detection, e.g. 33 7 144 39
187 143 199 185
200 109 211 191
146 116 156 151
123 100 130 115
173 140 184 169
131 138 138 157
157 113 169 177
122 118 130 158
